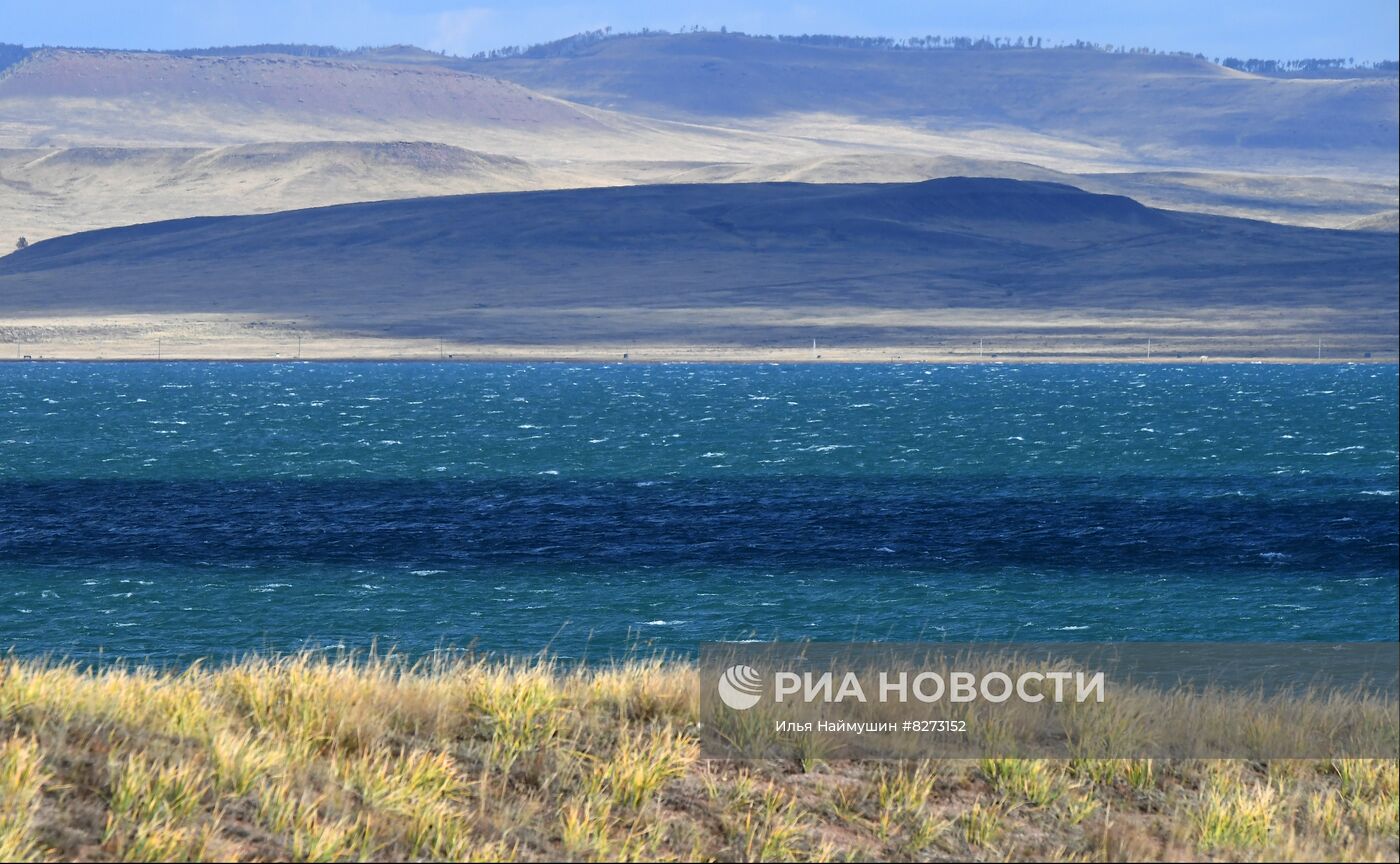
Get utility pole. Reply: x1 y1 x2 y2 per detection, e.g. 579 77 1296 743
1317 337 1322 360
978 338 984 360
156 338 161 361
1147 338 1152 360
297 334 303 359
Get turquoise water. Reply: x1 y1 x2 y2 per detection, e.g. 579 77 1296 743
0 362 1395 662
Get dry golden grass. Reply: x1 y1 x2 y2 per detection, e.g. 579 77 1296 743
0 651 1395 862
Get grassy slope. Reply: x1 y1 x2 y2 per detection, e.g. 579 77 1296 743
1 178 1395 361
1 652 1396 862
5 146 1394 251
0 48 824 245
456 34 1399 170
1 38 1395 246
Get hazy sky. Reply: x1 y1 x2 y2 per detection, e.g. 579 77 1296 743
2 0 1396 61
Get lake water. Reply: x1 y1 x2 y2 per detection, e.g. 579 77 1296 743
1 362 1395 663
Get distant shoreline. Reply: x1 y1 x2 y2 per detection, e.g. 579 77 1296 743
2 353 1394 365
4 315 1394 365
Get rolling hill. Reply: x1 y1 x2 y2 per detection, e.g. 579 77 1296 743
0 46 826 244
1 177 1394 361
1 34 1396 250
458 33 1399 174
0 48 614 143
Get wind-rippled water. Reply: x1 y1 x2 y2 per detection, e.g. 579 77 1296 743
1 362 1395 662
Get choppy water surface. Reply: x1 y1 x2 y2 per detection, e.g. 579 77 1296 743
1 362 1395 662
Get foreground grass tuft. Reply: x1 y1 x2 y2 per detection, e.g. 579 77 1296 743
0 652 1395 862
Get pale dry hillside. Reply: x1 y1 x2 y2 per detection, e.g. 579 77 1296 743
1 36 1396 247
0 47 827 244
459 32 1399 175
1347 210 1400 233
0 49 614 145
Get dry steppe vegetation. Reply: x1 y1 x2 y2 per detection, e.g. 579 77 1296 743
2 652 1396 862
